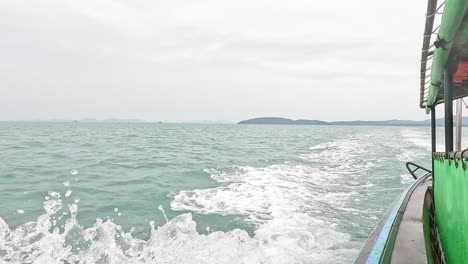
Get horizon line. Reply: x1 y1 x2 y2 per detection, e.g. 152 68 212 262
0 116 446 123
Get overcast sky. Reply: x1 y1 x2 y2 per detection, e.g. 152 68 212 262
1 0 431 122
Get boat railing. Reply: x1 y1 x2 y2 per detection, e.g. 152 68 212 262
406 162 432 179
420 0 446 109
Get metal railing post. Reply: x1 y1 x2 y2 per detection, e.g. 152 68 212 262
456 99 463 151
444 70 454 155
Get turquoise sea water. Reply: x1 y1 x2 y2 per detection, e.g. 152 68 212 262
0 123 434 263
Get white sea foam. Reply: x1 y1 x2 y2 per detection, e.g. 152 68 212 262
400 129 443 151
158 205 169 223
397 129 438 164
396 150 419 163
0 136 379 263
171 137 374 263
400 173 414 184
308 143 329 150
0 197 355 264
303 138 368 164
0 192 256 263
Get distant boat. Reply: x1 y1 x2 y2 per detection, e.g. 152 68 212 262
355 0 468 263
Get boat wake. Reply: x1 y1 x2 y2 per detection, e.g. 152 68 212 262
0 193 265 263
0 182 356 264
171 165 358 263
0 134 403 264
170 137 379 263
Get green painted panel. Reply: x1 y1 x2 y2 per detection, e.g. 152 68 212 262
434 158 468 263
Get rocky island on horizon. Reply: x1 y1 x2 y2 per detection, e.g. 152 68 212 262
238 117 468 127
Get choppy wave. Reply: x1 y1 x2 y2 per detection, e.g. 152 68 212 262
395 129 435 164
171 165 358 262
1 136 367 264
400 129 432 150
399 173 414 184
170 136 378 263
0 189 356 264
0 126 429 264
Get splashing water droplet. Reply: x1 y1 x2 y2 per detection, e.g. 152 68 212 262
158 205 169 223
65 190 72 197
74 197 80 203
70 169 78 175
130 227 135 233
63 181 70 187
48 191 60 198
117 212 121 216
206 226 211 232
16 209 24 214
114 208 119 212
43 192 62 215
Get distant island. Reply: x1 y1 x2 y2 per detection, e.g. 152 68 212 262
3 118 151 123
238 117 468 126
77 118 147 123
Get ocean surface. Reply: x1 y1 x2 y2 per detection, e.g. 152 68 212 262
0 123 440 263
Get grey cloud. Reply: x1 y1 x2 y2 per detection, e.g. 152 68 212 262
0 0 429 122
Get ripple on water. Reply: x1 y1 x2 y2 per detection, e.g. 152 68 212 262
0 124 436 263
